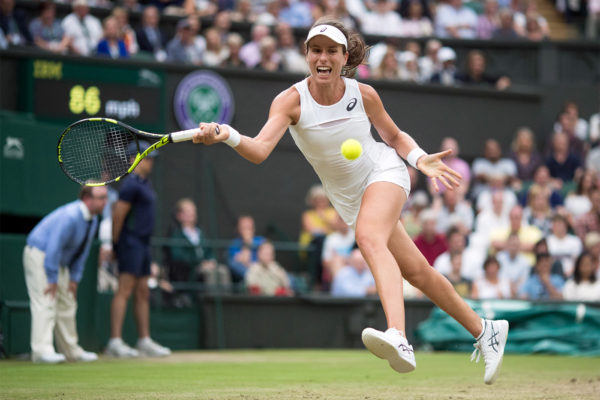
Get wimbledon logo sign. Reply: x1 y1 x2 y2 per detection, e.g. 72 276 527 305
174 70 235 130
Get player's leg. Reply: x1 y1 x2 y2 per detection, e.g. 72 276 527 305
354 182 415 373
387 223 509 384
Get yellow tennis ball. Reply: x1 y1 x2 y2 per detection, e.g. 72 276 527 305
341 139 362 160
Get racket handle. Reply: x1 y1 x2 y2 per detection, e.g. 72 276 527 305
170 128 201 143
170 125 221 143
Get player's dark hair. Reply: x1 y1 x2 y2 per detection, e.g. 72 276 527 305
309 17 368 78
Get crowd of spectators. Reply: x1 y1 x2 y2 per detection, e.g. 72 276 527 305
3 0 595 85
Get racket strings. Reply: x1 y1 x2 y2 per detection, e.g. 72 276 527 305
60 120 133 184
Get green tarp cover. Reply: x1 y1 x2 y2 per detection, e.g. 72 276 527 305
416 300 600 356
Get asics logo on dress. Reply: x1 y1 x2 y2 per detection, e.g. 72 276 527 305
488 324 500 353
347 98 357 111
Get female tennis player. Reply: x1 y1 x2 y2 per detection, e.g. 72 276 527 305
192 18 508 384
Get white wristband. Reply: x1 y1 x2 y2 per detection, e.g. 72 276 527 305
223 124 241 148
407 148 427 169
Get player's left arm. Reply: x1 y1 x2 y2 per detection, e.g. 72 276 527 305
359 83 461 191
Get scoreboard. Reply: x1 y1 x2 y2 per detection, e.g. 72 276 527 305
24 58 166 130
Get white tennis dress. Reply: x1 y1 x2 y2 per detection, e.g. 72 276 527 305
289 77 411 228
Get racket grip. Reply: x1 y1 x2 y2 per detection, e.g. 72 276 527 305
170 128 201 143
170 126 220 143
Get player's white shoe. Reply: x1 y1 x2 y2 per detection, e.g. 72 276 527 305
105 338 139 358
362 327 416 373
471 319 509 385
136 338 171 357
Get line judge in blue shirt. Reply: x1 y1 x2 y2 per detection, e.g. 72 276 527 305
24 185 108 363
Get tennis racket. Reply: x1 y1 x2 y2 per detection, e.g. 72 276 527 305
57 117 217 186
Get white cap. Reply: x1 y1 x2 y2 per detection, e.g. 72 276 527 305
305 24 347 49
438 47 456 63
73 0 89 7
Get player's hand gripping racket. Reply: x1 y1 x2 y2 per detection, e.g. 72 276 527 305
57 118 218 186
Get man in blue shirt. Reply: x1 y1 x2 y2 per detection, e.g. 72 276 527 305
518 252 565 300
105 141 171 358
228 215 265 282
24 185 107 363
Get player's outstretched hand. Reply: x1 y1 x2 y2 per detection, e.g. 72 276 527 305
416 149 462 192
192 122 225 145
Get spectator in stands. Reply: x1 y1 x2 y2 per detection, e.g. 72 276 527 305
562 252 600 301
418 39 442 82
167 18 204 65
413 208 448 265
372 45 400 80
435 187 474 235
474 190 509 239
202 27 229 67
299 184 338 253
0 0 31 46
61 0 103 56
360 0 403 37
584 232 600 279
167 198 230 287
546 213 583 278
276 22 309 74
497 233 531 298
435 0 478 39
565 169 597 219
490 205 543 265
153 0 187 15
524 14 547 41
228 214 266 282
135 5 167 62
255 35 283 71
587 0 600 39
545 131 583 186
256 0 280 26
401 0 433 37
321 213 355 284
434 227 484 282
509 127 543 189
472 257 511 300
429 46 458 87
457 50 511 90
514 0 550 38
553 101 589 144
316 0 358 30
475 172 518 217
246 241 292 295
331 248 376 297
28 1 71 54
428 137 471 199
522 164 564 208
574 186 600 240
222 32 244 68
23 186 107 363
443 252 472 298
491 8 520 40
111 6 138 56
477 0 501 39
401 190 429 238
398 51 421 83
106 142 171 358
522 184 554 235
240 23 271 68
213 11 233 42
519 252 564 300
121 0 143 13
230 0 258 24
554 111 586 157
279 0 313 28
471 138 517 199
96 16 129 58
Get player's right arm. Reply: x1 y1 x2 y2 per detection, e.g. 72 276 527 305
192 87 300 164
112 200 131 244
